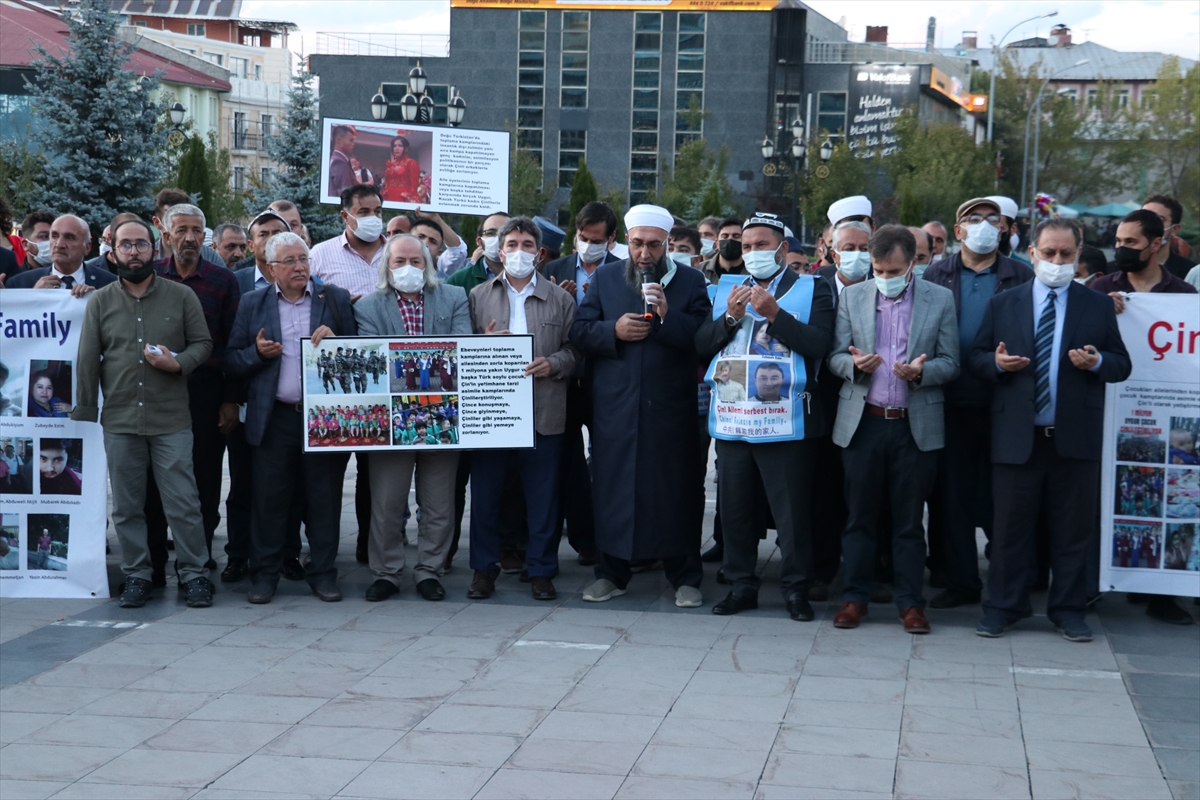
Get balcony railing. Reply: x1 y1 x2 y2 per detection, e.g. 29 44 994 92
230 121 273 153
314 32 450 58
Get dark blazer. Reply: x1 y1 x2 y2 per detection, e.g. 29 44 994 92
814 264 840 298
83 254 116 274
968 280 1131 464
695 270 836 438
5 261 117 290
0 247 18 281
922 251 1033 313
543 250 622 290
225 280 357 447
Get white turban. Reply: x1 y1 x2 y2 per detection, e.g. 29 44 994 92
986 195 1018 220
624 204 674 234
827 195 872 225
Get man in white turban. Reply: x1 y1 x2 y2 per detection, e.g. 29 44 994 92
569 204 713 608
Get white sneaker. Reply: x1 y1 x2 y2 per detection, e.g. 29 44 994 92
675 585 703 608
582 579 626 602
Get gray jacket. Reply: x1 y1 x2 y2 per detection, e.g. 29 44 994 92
353 281 471 337
827 278 959 452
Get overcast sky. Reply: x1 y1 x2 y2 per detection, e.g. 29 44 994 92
242 0 1198 62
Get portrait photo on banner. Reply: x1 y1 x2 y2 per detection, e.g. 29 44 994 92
1165 523 1200 571
325 121 433 206
0 437 34 495
38 437 83 496
26 513 68 572
0 514 18 570
748 360 792 404
0 359 27 417
26 360 74 419
1169 416 1200 466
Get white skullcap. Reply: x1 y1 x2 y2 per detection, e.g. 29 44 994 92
826 195 872 225
624 204 674 234
986 195 1019 220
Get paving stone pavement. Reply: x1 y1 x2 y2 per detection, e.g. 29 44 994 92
1 459 1197 800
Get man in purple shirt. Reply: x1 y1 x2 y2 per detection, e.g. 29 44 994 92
327 125 357 200
827 226 960 635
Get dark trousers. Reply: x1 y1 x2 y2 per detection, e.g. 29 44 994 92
250 403 343 587
354 453 371 547
469 434 562 578
841 414 937 610
147 370 225 568
986 434 1098 624
934 405 993 593
697 416 711 530
811 434 847 584
450 454 528 565
597 549 703 591
553 380 596 556
225 419 306 562
718 438 815 599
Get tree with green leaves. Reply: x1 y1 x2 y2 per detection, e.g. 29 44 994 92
0 139 45 218
507 146 549 218
654 140 739 221
898 187 922 226
796 139 870 226
250 70 341 242
176 135 212 220
563 159 598 246
202 131 244 224
25 0 166 238
1123 57 1200 222
884 114 994 226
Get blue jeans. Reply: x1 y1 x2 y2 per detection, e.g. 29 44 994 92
469 434 562 578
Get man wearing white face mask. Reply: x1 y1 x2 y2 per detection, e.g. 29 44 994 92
695 212 835 621
923 198 1033 609
828 225 959 635
466 217 578 601
969 219 1131 642
698 216 722 259
354 234 470 603
987 196 1021 258
310 185 387 303
447 211 511 295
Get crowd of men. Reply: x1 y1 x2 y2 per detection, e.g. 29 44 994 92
1 181 1196 640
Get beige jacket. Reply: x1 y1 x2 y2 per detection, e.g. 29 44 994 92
469 274 578 436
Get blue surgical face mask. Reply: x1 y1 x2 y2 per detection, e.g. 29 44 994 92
668 251 695 270
836 250 871 281
700 237 716 257
874 265 912 298
912 261 928 281
743 245 783 279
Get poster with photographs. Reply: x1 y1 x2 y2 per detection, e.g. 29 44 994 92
301 335 534 452
1100 295 1200 596
318 116 510 216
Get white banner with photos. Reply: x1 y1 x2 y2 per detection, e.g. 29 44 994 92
0 290 110 598
1100 294 1200 597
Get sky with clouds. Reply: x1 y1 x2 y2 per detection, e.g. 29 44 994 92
243 0 1198 62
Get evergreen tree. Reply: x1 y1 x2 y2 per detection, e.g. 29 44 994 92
898 187 922 226
507 146 549 218
251 70 341 242
563 159 598 247
176 135 212 220
26 0 166 237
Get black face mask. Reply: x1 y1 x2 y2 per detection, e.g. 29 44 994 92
718 238 742 262
1113 246 1150 274
115 256 155 284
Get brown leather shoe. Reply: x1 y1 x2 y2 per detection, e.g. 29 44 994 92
900 607 931 634
833 601 868 629
530 576 557 601
468 570 496 599
499 549 525 574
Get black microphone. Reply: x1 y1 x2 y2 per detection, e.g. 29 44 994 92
641 266 656 320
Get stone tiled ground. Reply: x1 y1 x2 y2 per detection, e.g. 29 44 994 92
1 459 1197 799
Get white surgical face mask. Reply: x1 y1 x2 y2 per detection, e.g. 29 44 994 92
1035 259 1075 289
1009 233 1020 253
350 214 383 242
743 245 783 280
836 250 871 281
481 236 500 262
874 265 912 298
390 265 425 293
504 249 537 279
668 251 694 270
99 242 113 258
964 221 1000 254
700 237 717 257
576 237 608 264
27 241 52 267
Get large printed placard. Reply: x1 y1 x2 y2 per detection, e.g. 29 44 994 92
319 117 510 216
0 290 109 598
1100 295 1200 597
301 335 535 452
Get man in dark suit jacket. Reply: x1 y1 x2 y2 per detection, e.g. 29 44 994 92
922 198 1034 609
5 215 116 294
225 232 357 604
969 219 1131 642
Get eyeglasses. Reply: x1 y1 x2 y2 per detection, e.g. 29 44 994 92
628 239 666 249
962 214 1001 225
270 257 310 268
115 240 153 254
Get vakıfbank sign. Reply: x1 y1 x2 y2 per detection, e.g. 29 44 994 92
846 64 920 159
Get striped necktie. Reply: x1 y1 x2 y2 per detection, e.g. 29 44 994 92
1034 290 1057 414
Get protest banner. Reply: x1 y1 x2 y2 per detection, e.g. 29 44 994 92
301 334 535 452
0 290 109 598
319 117 510 216
703 273 815 443
1100 294 1200 597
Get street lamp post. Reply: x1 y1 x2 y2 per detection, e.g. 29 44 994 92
1020 59 1089 214
368 61 466 127
987 11 1057 143
760 117 808 231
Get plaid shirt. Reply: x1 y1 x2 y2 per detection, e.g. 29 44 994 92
397 291 424 336
154 256 241 394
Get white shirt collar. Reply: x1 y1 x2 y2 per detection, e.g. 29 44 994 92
502 271 538 294
52 264 83 281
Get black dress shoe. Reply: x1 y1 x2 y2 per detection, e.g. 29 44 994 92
204 558 218 571
929 588 982 609
787 592 814 621
281 558 306 581
530 576 557 601
577 549 598 567
416 578 446 601
716 568 730 585
355 542 368 565
311 581 343 602
220 558 248 583
712 592 758 616
247 582 275 604
365 579 400 602
151 565 167 588
701 543 724 563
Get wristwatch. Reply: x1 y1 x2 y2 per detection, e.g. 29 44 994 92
724 313 739 328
